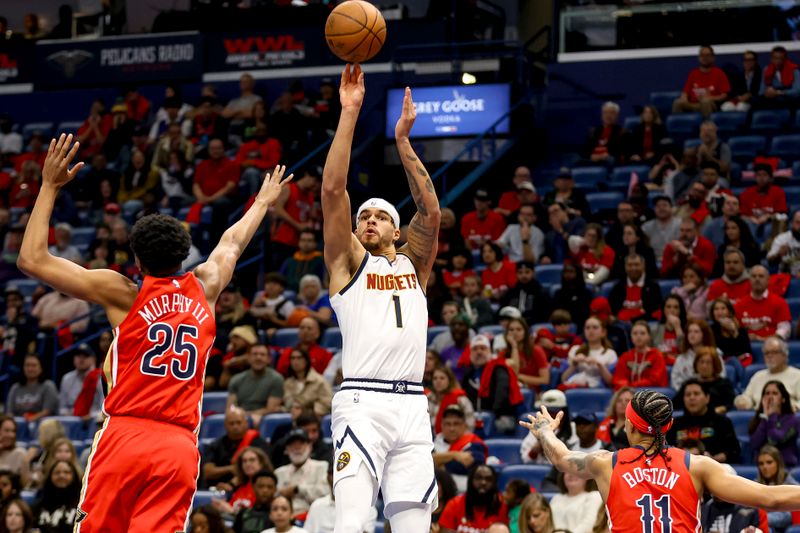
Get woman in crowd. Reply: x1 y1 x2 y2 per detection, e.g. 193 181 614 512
517 492 554 533
427 365 475 434
0 499 35 533
263 495 308 533
609 223 659 281
442 249 476 296
709 297 753 366
756 445 798 532
41 439 82 482
480 242 517 301
504 479 530 533
627 104 667 164
6 355 58 422
283 348 333 417
596 387 633 450
189 505 227 533
212 446 273 516
612 321 667 390
673 347 735 413
569 223 615 288
0 418 29 489
549 472 603 533
431 469 458 529
671 319 722 390
749 381 800 468
671 264 709 321
552 263 593 329
501 317 550 391
33 460 81 533
0 470 21 511
424 349 443 390
25 419 66 489
562 317 617 388
651 295 687 365
712 217 762 277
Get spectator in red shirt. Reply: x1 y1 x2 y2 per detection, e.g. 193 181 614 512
707 247 751 305
568 223 615 287
500 317 550 391
608 254 663 323
480 242 517 302
735 265 792 340
438 465 509 533
76 99 113 159
673 45 731 117
9 160 41 210
123 86 152 124
740 163 788 231
275 316 332 377
626 105 667 165
270 166 320 270
193 138 240 237
675 181 711 229
612 321 668 390
14 132 47 173
461 189 507 250
443 248 476 296
535 309 582 363
191 96 227 149
235 124 282 196
584 102 625 164
496 166 533 217
756 46 800 109
661 218 717 278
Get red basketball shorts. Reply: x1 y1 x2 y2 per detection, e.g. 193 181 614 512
74 416 200 533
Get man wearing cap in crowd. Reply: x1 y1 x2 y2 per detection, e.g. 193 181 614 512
496 166 534 217
211 325 258 390
521 389 577 464
543 167 590 220
491 306 522 353
496 202 544 263
460 189 507 251
432 404 488 493
58 343 104 420
274 428 330 515
499 260 552 326
459 334 524 433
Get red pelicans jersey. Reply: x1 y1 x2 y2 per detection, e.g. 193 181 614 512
607 447 700 533
103 272 215 432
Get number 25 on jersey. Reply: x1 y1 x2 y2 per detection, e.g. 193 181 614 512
140 323 199 380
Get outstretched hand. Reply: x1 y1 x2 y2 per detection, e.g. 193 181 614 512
258 165 294 205
520 405 564 440
339 63 365 110
395 86 416 140
43 134 84 189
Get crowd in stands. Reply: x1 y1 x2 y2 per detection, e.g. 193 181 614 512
4 36 800 533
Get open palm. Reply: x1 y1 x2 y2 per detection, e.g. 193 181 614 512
339 63 365 110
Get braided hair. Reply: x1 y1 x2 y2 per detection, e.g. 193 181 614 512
622 389 674 469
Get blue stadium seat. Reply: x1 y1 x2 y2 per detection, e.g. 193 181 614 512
474 412 496 439
657 279 680 298
427 325 449 346
728 410 755 439
729 136 768 162
787 297 800 318
565 389 613 413
586 192 624 212
789 340 800 366
750 342 763 364
733 464 759 480
683 138 701 149
479 325 504 338
711 112 747 137
202 392 228 416
56 121 83 135
787 279 800 298
571 167 607 190
22 122 54 141
611 165 651 186
498 465 552 492
193 490 214 508
486 438 524 466
199 414 226 440
321 414 332 439
321 327 342 350
71 227 95 250
20 490 35 505
623 116 641 130
739 436 752 464
751 109 791 132
770 135 800 162
38 416 91 441
13 418 30 443
666 113 703 137
199 438 214 454
597 281 614 299
272 328 299 348
786 188 800 207
259 413 293 442
535 265 564 286
785 526 800 533
744 364 766 385
521 388 534 410
650 91 680 117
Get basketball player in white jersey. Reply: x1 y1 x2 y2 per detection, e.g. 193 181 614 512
323 64 441 533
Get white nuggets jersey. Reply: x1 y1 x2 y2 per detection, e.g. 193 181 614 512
330 252 427 382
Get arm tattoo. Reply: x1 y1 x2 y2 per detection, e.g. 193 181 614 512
425 178 434 193
405 153 418 162
405 169 428 216
407 213 436 267
416 165 428 177
568 454 587 472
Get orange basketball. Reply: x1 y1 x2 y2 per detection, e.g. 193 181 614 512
325 1 386 63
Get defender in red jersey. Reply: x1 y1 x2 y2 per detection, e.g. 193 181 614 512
521 389 800 533
17 134 293 533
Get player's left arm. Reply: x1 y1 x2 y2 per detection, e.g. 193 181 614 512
394 87 441 287
520 407 611 480
195 165 293 304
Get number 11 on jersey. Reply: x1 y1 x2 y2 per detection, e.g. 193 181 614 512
636 494 672 533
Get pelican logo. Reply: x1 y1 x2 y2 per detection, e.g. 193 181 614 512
172 279 181 289
394 382 406 394
336 451 351 471
46 50 93 78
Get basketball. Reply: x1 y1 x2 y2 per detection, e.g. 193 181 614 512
325 1 386 63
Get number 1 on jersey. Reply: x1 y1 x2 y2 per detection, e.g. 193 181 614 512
392 294 403 328
636 494 672 533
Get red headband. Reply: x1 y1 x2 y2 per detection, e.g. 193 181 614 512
626 402 672 435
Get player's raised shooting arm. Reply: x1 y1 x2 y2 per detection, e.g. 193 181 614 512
17 135 136 322
322 64 364 276
696 454 800 511
196 165 293 304
395 88 441 284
